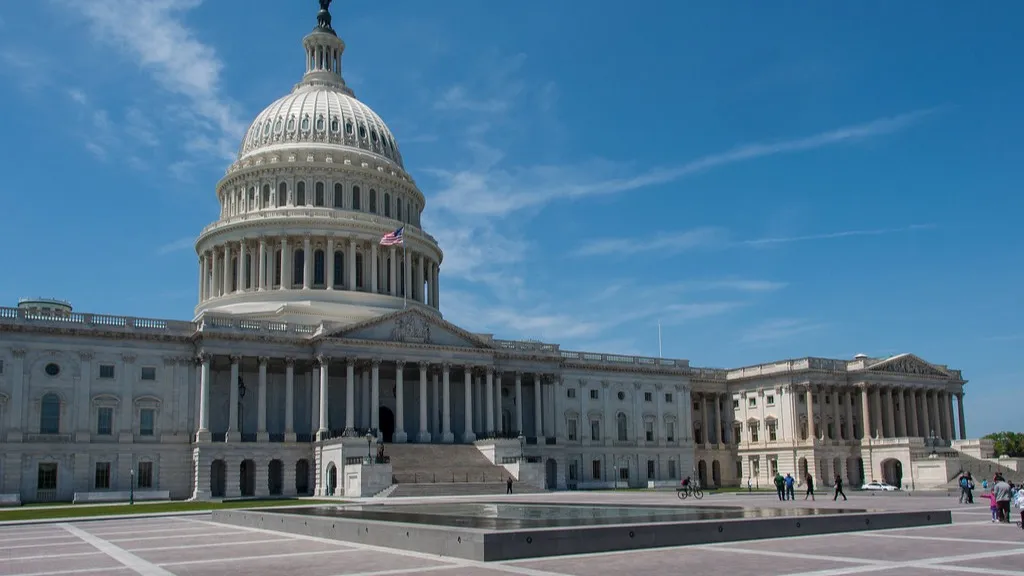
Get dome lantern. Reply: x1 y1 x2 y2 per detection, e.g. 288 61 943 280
298 0 354 96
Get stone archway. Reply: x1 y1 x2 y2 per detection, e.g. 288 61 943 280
210 459 226 498
239 459 256 497
326 463 338 496
711 460 721 488
379 406 395 442
545 458 557 490
268 459 283 496
295 459 310 495
697 460 708 487
880 458 903 488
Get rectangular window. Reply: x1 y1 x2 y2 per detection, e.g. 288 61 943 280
591 460 601 481
645 420 654 442
568 462 578 481
590 389 599 400
590 420 601 441
748 397 757 408
140 367 156 381
97 407 113 436
37 463 57 490
644 392 652 402
733 399 740 410
751 458 761 478
99 364 115 379
647 460 655 480
669 460 677 479
766 395 775 406
750 425 759 442
666 421 675 442
139 409 155 436
693 401 700 410
567 418 578 441
137 461 153 489
0 359 4 374
770 457 779 476
665 393 673 403
95 462 111 490
768 423 777 441
824 394 831 405
566 388 576 399
619 467 629 481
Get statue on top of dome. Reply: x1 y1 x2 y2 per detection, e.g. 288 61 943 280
316 0 335 33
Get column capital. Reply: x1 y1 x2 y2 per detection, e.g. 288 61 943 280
347 357 357 368
395 359 406 369
195 352 212 364
229 355 241 364
284 357 295 367
12 348 27 358
441 362 451 372
633 381 642 390
315 354 330 366
177 357 192 366
514 370 523 379
371 358 382 368
600 380 610 389
674 383 683 392
494 370 503 379
654 382 664 391
122 353 137 364
258 356 269 366
162 356 177 366
418 360 429 371
79 351 95 361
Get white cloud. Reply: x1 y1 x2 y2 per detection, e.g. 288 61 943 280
156 236 195 255
69 0 245 162
739 318 826 344
574 224 938 257
430 109 938 219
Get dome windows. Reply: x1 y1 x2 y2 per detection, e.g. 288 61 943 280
345 121 353 135
371 129 378 143
358 124 367 140
383 192 391 217
274 118 283 133
277 182 287 207
262 120 271 137
351 186 361 210
301 116 311 132
369 189 377 213
315 115 325 132
396 199 402 221
333 183 343 208
314 182 325 206
296 181 306 205
330 117 340 133
287 116 296 132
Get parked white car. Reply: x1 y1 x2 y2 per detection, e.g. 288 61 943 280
861 481 898 491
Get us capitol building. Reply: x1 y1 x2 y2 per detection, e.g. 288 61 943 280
0 2 995 504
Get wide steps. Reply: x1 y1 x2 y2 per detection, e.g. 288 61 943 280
385 443 505 484
387 481 547 498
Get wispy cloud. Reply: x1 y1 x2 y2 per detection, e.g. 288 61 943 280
431 109 938 218
69 0 245 163
739 318 827 344
156 236 195 256
574 223 937 257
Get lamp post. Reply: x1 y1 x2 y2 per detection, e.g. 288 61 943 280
129 467 135 506
518 433 525 461
929 429 938 456
365 431 374 463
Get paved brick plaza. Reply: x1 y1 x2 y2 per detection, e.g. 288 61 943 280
1 492 1021 576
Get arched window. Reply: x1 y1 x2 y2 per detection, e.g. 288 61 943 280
273 250 282 286
293 249 304 287
407 201 412 224
352 186 361 210
355 252 364 288
369 189 377 213
249 187 256 211
385 256 392 292
40 393 60 434
277 182 287 207
333 183 343 208
400 263 406 297
396 200 402 221
296 181 306 206
616 413 628 442
314 182 325 206
231 257 238 292
313 249 325 285
262 184 270 207
383 192 391 217
333 251 344 287
243 253 252 290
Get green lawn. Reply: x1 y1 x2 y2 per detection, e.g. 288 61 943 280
0 498 341 522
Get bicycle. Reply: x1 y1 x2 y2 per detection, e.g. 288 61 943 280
676 485 703 500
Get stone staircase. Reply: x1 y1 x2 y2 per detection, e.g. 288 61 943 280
383 443 546 498
944 453 1021 487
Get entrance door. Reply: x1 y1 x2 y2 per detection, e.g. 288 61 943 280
545 458 557 490
379 406 395 442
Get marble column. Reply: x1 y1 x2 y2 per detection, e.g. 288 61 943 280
940 392 952 441
345 359 355 431
222 244 232 295
326 238 335 289
928 391 940 439
485 368 495 434
699 393 709 445
280 237 289 289
362 369 370 428
210 248 219 297
394 361 407 443
894 388 906 437
316 355 329 440
347 238 356 291
441 363 453 443
389 247 397 296
956 393 967 440
844 390 854 441
238 239 248 292
257 238 267 291
475 373 483 433
534 375 544 438
908 388 919 438
921 390 932 438
257 357 268 442
418 362 430 442
371 242 378 293
805 386 815 442
514 372 524 434
198 254 207 301
871 388 883 439
463 367 475 443
284 358 295 441
885 387 896 438
495 371 504 434
302 236 312 289
196 354 211 442
371 359 381 434
947 393 957 441
831 388 841 440
431 371 439 436
859 386 871 440
227 355 240 442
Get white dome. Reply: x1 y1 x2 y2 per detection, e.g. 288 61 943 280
238 86 404 168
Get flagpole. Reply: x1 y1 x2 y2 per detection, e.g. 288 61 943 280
658 321 663 358
402 239 407 309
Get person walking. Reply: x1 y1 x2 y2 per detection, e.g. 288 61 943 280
833 474 847 501
784 473 795 501
992 475 1011 523
774 472 786 501
804 473 815 501
506 476 514 494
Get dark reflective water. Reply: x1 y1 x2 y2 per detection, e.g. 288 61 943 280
267 503 869 530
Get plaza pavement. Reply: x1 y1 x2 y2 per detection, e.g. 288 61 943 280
0 491 1020 576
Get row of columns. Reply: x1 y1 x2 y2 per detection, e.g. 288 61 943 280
855 385 965 442
197 236 440 309
694 391 731 445
193 352 552 444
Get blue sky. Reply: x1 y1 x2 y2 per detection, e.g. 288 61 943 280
0 1 1020 434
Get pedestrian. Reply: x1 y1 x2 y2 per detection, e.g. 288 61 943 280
785 473 795 501
992 475 1012 523
833 474 847 501
980 489 998 522
774 472 786 501
506 476 514 494
804 473 815 501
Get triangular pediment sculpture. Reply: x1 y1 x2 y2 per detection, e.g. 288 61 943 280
324 308 493 349
866 353 949 377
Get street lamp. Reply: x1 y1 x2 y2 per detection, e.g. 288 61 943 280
129 467 135 505
928 429 938 456
517 434 525 461
365 431 374 463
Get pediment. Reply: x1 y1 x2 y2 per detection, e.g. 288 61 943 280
325 308 493 349
866 353 949 378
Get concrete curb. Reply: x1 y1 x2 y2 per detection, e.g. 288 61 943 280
0 510 213 527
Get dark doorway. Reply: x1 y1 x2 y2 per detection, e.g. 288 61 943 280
210 459 226 498
545 458 557 489
295 459 310 495
268 459 283 496
240 459 255 497
379 406 395 442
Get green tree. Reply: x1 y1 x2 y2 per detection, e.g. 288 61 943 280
983 431 1024 457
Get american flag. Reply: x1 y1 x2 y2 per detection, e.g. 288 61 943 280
379 226 404 246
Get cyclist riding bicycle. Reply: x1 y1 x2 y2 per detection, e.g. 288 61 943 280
681 476 691 488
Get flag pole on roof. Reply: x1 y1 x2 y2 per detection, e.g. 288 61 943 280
379 226 406 308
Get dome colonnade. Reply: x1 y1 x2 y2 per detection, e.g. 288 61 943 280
194 0 442 319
